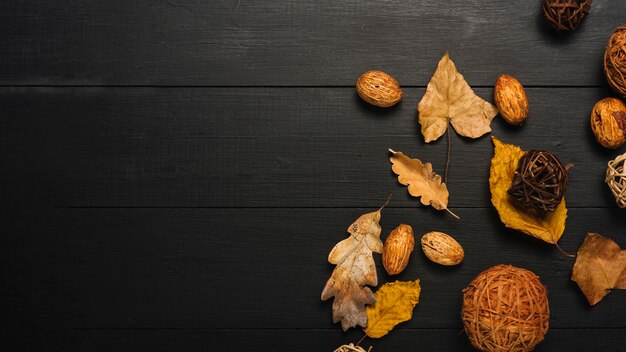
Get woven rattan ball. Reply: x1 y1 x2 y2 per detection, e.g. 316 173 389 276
462 265 550 352
508 150 570 212
605 25 626 98
606 152 626 208
542 0 592 31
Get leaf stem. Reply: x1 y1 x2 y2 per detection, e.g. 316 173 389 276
445 207 461 220
445 126 451 184
356 333 367 347
378 193 393 212
555 241 575 258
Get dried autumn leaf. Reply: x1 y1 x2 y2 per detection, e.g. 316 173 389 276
389 149 458 218
321 206 385 331
572 233 626 306
418 52 498 142
364 280 421 338
489 137 567 244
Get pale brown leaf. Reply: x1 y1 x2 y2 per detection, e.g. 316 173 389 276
418 52 498 142
571 233 626 305
321 208 384 331
389 149 458 218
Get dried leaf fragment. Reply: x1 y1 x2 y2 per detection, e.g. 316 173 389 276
389 149 458 218
364 280 421 338
418 52 498 142
572 233 626 305
321 207 385 331
489 137 567 244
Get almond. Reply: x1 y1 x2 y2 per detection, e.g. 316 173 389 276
421 231 464 266
356 70 403 107
382 224 414 275
494 75 528 125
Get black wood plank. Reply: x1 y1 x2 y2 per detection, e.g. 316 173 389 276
0 1 624 86
4 208 625 331
73 328 625 352
1 87 622 208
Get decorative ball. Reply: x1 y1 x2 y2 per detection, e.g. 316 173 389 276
462 265 550 352
507 150 571 212
542 0 592 31
590 97 626 149
605 152 626 208
605 25 626 98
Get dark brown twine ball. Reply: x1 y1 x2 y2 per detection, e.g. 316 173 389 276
462 265 550 352
542 0 592 31
604 25 626 98
507 150 571 213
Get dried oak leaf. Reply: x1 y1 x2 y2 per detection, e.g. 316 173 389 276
418 52 498 142
489 137 567 244
321 208 384 331
572 233 626 306
389 149 458 218
364 280 421 338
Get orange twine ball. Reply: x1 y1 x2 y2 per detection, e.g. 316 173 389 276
462 265 550 352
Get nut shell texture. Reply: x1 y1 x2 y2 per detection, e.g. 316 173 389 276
420 231 464 266
494 75 528 125
382 224 414 275
356 70 403 107
590 97 626 149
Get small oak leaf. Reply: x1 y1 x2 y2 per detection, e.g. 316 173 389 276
364 280 421 338
389 149 458 218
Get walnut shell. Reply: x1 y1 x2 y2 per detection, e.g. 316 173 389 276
421 231 464 266
356 70 403 107
382 224 414 275
494 75 529 125
590 97 626 149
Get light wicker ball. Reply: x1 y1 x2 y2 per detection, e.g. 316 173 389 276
606 152 626 208
462 265 550 352
605 25 626 98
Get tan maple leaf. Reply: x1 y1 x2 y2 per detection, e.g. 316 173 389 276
389 149 458 219
418 52 498 142
364 280 421 338
321 207 385 331
572 233 626 306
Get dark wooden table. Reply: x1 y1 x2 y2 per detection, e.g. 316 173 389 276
2 1 626 351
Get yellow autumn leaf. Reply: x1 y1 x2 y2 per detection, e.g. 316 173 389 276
489 137 567 244
364 280 421 338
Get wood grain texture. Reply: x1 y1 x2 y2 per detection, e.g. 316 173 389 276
0 0 624 86
3 1 626 351
4 208 625 332
1 86 622 208
72 328 626 352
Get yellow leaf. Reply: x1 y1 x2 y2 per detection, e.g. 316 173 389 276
489 137 567 244
364 280 421 338
389 149 459 219
418 52 498 142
